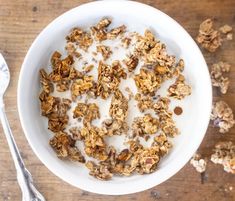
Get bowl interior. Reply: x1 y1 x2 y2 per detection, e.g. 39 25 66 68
18 1 212 195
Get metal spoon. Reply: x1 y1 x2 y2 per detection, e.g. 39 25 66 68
0 53 46 201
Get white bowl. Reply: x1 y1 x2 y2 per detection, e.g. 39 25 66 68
18 0 212 195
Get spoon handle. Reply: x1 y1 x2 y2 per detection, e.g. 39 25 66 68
0 101 46 201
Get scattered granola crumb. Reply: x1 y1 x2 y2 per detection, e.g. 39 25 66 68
226 33 233 40
219 24 233 34
196 18 222 52
211 142 235 174
211 101 235 133
210 61 230 94
190 154 207 173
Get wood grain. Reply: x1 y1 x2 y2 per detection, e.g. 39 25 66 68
0 0 235 200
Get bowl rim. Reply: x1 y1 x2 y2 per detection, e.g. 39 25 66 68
17 0 212 195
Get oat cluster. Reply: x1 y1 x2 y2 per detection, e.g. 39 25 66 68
211 142 235 174
197 19 233 52
39 18 191 180
190 154 207 173
210 61 230 94
211 101 235 133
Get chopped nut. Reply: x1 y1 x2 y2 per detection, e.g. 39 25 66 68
96 45 112 60
168 74 191 99
196 18 222 52
50 131 85 162
190 154 207 173
211 101 235 133
211 61 230 94
211 142 235 174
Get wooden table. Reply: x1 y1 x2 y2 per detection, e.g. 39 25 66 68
0 0 234 200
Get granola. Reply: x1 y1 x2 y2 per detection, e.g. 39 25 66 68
39 17 192 180
168 74 191 100
73 102 100 126
211 142 235 174
109 89 128 122
96 45 112 60
71 75 95 101
124 55 139 72
81 125 108 161
97 61 126 99
50 131 85 162
66 28 93 51
196 18 221 52
134 68 162 95
135 93 153 112
132 114 159 137
210 61 230 94
211 101 235 133
190 154 207 173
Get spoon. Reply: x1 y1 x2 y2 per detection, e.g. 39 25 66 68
0 53 46 201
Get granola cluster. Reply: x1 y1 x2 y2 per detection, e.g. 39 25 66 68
168 74 192 100
39 17 192 180
197 18 233 52
210 61 230 94
190 154 207 173
211 101 235 133
211 142 235 174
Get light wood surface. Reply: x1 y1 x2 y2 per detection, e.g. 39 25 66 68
0 0 235 200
